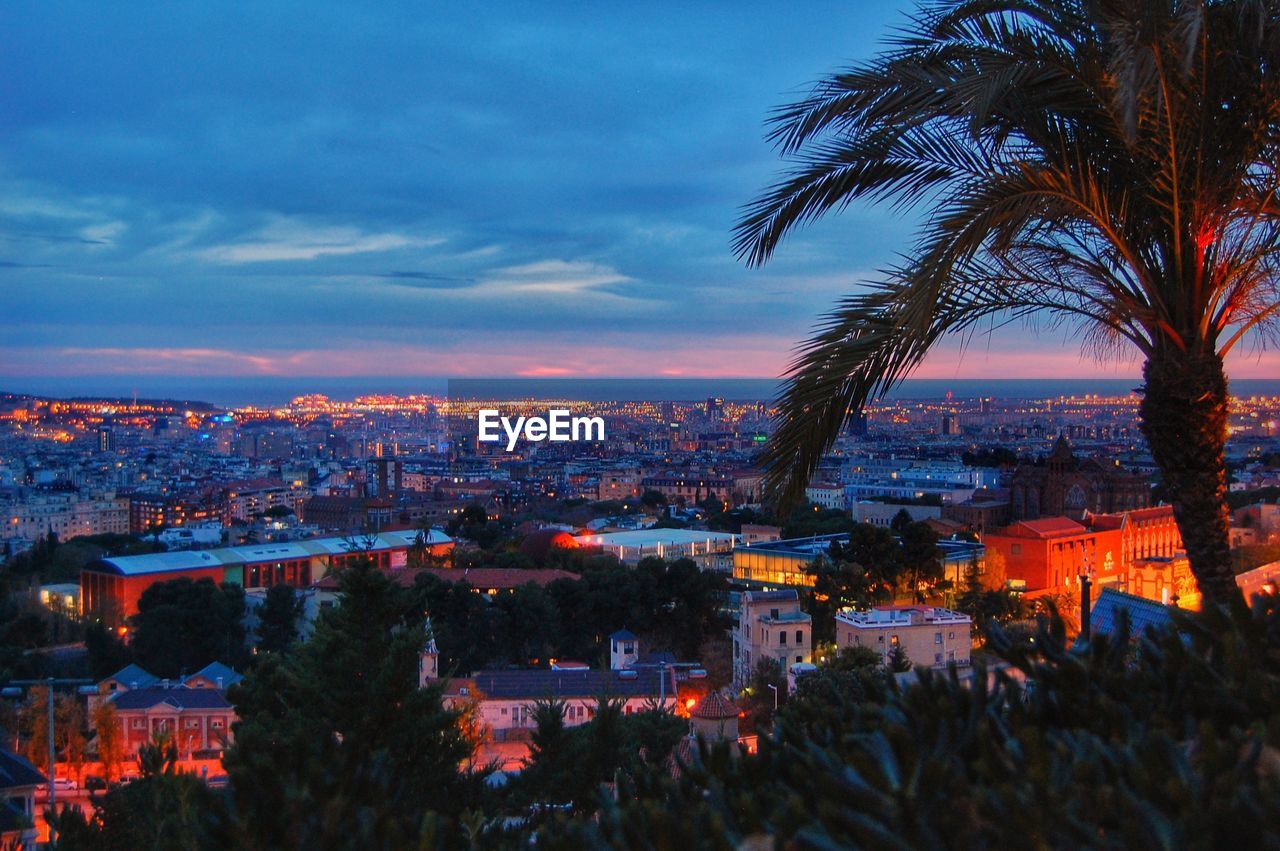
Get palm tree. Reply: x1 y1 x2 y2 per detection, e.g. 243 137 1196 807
734 0 1280 606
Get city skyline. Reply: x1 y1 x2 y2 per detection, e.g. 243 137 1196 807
7 2 1279 384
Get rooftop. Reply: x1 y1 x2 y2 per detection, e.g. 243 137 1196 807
837 605 972 628
86 529 452 577
110 685 233 711
445 668 676 701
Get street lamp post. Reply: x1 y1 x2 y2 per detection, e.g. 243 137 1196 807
766 682 778 712
3 677 95 844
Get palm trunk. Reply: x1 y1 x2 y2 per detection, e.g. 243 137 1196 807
1139 349 1240 607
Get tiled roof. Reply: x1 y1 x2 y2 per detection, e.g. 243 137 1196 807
1011 517 1087 538
0 749 45 790
691 691 738 720
1089 588 1173 639
609 629 638 640
110 686 233 711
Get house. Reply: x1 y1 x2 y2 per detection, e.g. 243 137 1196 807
731 589 812 691
438 668 678 742
99 663 158 695
835 605 972 669
0 749 43 850
183 661 244 691
110 685 237 757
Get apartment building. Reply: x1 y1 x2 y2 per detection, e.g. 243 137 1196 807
731 589 812 691
3 490 129 541
835 605 972 669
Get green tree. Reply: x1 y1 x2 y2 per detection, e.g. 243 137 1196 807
253 583 303 654
129 578 246 678
886 643 912 673
222 560 482 848
735 0 1280 606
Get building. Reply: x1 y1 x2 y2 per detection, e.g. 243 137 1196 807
439 668 678 742
127 492 224 535
98 664 242 757
983 506 1185 600
1007 436 1151 521
110 685 236 757
81 528 453 627
575 529 739 570
835 605 972 669
984 517 1122 592
804 483 846 510
3 491 129 541
731 589 812 691
851 501 941 528
733 533 983 588
0 749 44 850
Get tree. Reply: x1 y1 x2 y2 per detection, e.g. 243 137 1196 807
222 559 482 847
92 699 124 784
540 599 1280 848
129 578 247 678
899 521 944 602
253 584 303 654
887 643 912 673
18 687 86 782
734 0 1280 606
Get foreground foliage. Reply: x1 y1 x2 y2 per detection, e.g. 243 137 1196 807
541 598 1280 848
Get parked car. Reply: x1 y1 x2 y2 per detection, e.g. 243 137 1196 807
84 775 108 792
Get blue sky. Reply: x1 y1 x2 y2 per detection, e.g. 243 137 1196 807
2 1 1274 389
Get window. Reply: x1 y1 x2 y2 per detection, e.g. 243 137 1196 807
878 635 884 643
949 632 955 640
501 708 508 715
770 608 779 619
796 655 802 663
211 718 225 728
890 635 899 646
796 630 803 644
131 718 145 730
935 653 943 664
935 632 943 644
184 718 200 729
779 631 787 646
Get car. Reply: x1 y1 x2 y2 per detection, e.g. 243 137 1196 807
84 775 109 792
35 777 78 797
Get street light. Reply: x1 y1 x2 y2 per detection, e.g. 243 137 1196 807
4 677 94 844
766 682 778 711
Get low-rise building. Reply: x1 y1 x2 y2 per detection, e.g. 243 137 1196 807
110 684 236 757
439 668 678 742
835 605 972 669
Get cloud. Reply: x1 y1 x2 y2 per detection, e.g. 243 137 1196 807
375 270 476 289
475 259 631 296
196 217 436 264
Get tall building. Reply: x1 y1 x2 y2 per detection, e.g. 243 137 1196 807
940 414 961 436
731 589 812 691
96 424 115 453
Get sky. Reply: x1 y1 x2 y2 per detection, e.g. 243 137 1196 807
2 1 1277 393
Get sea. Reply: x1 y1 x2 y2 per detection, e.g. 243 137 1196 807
5 375 1280 408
